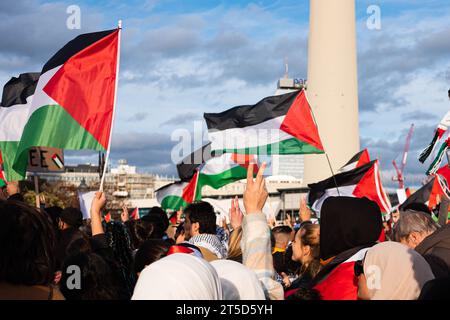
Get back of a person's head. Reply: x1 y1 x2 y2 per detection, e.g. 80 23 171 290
319 196 383 260
65 231 92 257
129 219 155 249
184 201 217 235
60 252 119 300
139 207 169 239
105 221 133 268
45 206 63 230
0 200 56 286
132 253 222 300
60 207 83 228
272 225 293 248
394 210 439 242
134 239 171 274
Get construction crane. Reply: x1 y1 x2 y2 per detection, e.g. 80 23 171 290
392 124 415 189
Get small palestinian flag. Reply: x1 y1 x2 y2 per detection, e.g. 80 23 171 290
419 111 450 164
156 173 200 211
338 149 370 173
51 153 64 169
104 212 112 223
308 160 391 216
204 90 324 155
399 171 450 211
426 134 450 175
12 28 120 179
0 72 40 181
130 207 140 220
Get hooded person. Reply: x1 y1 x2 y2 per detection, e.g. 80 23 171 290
210 259 266 300
131 253 223 300
357 241 435 300
55 207 85 269
310 196 383 300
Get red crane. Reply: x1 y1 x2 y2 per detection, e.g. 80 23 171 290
392 124 415 189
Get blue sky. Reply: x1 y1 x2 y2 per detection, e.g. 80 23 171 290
1 0 450 187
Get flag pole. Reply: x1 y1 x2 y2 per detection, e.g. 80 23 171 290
99 20 122 192
304 89 340 196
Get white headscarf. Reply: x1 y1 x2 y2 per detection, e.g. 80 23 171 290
132 253 223 300
211 260 266 300
364 241 435 300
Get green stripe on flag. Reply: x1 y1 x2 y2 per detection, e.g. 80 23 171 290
13 105 105 179
216 137 324 155
161 195 190 211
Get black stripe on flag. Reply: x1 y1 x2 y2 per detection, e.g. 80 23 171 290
1 72 40 108
307 160 376 206
42 29 117 74
177 143 212 182
398 177 435 211
204 91 299 131
341 150 365 168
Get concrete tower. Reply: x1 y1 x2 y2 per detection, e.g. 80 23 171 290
303 0 360 185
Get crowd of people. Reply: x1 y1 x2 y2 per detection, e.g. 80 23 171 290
0 163 449 300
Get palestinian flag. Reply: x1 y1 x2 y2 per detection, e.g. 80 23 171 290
338 149 370 173
177 142 212 182
399 171 450 211
130 207 140 220
156 173 200 211
0 72 40 181
308 160 391 216
12 28 120 179
204 90 324 155
104 212 112 223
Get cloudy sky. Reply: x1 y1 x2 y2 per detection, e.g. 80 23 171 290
1 0 450 188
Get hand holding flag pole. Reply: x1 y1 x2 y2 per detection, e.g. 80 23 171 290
99 20 122 192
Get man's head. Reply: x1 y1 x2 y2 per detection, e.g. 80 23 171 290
271 225 293 250
183 201 217 240
394 210 439 249
6 181 20 197
59 207 83 230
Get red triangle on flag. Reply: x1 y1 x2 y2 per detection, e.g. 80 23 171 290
104 212 111 223
279 90 324 152
43 30 119 149
130 207 139 220
182 171 199 203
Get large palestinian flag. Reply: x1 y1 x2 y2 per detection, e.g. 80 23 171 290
177 142 212 182
12 29 120 179
0 72 40 181
308 160 391 216
204 90 324 155
338 149 370 173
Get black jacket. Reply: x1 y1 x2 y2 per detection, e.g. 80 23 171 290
416 224 450 278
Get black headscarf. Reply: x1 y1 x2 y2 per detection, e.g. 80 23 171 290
319 196 383 261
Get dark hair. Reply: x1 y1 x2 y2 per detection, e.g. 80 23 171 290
0 200 56 286
44 206 63 230
60 252 120 300
175 222 185 240
402 202 432 216
133 240 171 274
105 221 136 296
272 225 293 235
287 287 322 300
128 219 155 250
184 201 217 234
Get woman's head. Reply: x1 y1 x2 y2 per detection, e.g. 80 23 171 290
0 200 56 286
60 252 120 300
133 239 171 275
292 223 320 265
227 227 243 261
356 241 435 300
132 253 223 300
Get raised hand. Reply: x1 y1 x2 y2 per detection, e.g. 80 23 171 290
299 195 312 222
243 161 268 214
121 203 129 223
230 196 243 230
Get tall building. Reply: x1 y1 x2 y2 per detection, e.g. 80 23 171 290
303 0 360 184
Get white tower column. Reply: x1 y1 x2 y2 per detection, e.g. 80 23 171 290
303 0 360 185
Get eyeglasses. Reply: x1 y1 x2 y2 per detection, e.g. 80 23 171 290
354 259 364 277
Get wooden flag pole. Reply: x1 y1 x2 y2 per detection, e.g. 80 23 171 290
99 20 122 192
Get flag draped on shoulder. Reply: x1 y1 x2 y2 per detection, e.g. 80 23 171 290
0 72 40 181
308 160 391 216
12 29 120 179
204 90 324 155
